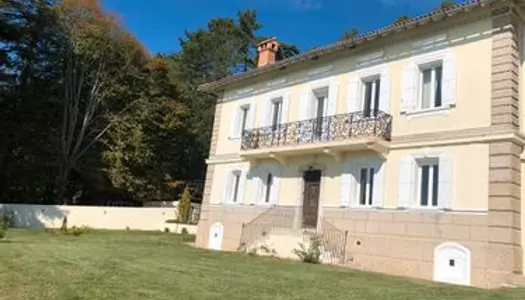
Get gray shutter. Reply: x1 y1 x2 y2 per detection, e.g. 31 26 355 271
397 156 416 208
347 78 360 113
442 53 457 107
438 154 453 210
379 71 391 113
372 163 386 208
401 64 418 112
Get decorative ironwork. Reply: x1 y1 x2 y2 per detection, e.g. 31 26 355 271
319 219 348 265
242 111 392 151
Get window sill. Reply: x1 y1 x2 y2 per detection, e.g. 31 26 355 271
228 137 241 141
401 104 455 119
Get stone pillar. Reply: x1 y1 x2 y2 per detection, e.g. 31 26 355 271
487 9 523 285
195 101 222 247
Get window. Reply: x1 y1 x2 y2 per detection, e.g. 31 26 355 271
271 98 283 131
264 173 273 203
418 161 439 207
313 88 328 139
239 106 249 135
359 167 375 206
420 64 443 109
231 171 242 203
362 78 381 117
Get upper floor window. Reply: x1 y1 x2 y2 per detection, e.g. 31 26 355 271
420 63 443 110
271 98 283 130
362 78 381 117
229 102 254 140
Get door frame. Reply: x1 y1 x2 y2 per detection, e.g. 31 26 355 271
297 163 326 231
208 222 224 251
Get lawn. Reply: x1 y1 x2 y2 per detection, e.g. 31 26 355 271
1 229 525 300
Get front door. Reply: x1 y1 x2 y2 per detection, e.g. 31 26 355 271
302 170 321 229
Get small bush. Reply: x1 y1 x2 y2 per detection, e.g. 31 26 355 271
177 187 192 224
0 210 12 240
164 227 170 233
181 227 188 235
293 235 322 264
0 228 6 240
69 225 90 236
60 216 68 233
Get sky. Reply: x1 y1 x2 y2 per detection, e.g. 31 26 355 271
100 0 456 55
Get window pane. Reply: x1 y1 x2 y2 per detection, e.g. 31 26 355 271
265 173 273 203
364 82 372 117
240 107 249 134
369 168 375 206
360 168 368 205
232 173 241 203
420 165 430 206
272 101 281 130
432 164 439 207
434 66 443 107
317 96 325 119
422 69 432 109
373 79 381 116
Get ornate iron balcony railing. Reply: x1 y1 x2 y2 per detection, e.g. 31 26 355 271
241 111 392 151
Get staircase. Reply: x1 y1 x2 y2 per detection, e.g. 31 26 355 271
239 207 348 264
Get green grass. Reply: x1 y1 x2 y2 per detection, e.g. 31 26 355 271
1 229 525 300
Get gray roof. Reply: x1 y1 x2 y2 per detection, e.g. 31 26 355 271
199 0 502 93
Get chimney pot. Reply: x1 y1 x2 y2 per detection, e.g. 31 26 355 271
257 37 279 68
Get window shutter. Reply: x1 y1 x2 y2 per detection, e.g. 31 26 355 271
347 78 360 113
281 93 291 124
349 163 359 208
327 82 339 116
250 168 261 205
229 107 241 139
340 161 352 207
379 71 391 113
221 170 233 204
299 91 310 120
246 101 255 130
401 64 417 112
262 100 272 127
442 53 457 107
237 167 248 205
271 173 281 205
438 154 453 210
397 156 416 208
372 163 386 208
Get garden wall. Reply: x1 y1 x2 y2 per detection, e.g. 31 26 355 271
0 204 199 232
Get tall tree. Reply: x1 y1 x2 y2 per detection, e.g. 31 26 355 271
341 28 360 41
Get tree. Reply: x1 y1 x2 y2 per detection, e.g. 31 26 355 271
54 0 148 204
436 0 456 11
341 28 360 41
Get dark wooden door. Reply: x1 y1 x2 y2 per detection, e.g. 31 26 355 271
302 170 321 229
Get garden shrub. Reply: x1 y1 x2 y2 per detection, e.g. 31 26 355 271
0 210 12 239
177 187 192 224
293 235 322 264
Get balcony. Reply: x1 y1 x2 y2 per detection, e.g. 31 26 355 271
241 111 392 163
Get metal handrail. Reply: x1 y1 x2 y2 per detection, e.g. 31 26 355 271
242 110 392 151
319 219 348 264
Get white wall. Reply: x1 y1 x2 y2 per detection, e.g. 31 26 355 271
1 204 198 231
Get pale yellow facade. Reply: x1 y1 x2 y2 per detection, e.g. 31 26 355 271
198 2 525 289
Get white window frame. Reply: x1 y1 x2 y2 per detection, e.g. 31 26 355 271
415 157 440 209
418 61 443 110
239 105 250 136
404 49 454 118
361 75 381 117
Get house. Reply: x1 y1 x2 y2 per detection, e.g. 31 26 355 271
195 0 525 288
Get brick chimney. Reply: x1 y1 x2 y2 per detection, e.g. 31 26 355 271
257 37 279 67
